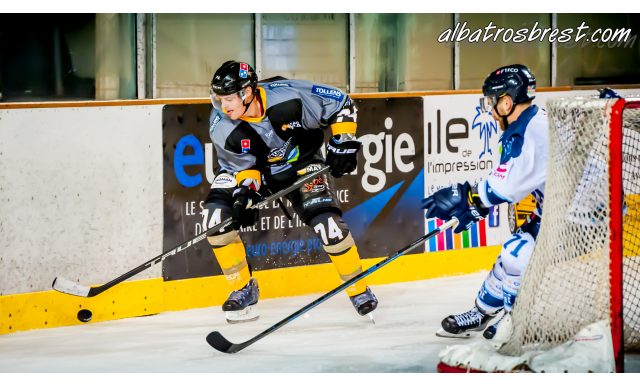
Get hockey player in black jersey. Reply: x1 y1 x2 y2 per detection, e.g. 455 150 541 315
203 60 378 323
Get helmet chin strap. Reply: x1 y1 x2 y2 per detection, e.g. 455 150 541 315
495 101 516 129
239 88 257 115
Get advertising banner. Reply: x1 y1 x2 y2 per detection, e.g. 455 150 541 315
162 97 425 280
342 97 424 258
420 89 613 253
423 94 505 252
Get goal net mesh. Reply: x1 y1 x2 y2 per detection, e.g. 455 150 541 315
498 97 640 357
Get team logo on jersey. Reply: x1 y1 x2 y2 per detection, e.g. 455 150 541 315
311 85 343 101
303 177 326 193
239 63 249 79
241 139 251 153
267 138 299 163
492 163 510 180
281 121 302 131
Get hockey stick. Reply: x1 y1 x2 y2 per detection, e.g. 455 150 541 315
52 165 331 298
206 218 458 353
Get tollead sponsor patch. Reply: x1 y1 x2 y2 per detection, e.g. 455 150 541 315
311 85 343 101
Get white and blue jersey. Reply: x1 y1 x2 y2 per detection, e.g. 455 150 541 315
477 105 548 217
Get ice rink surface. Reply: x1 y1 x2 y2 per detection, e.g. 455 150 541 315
1 271 639 373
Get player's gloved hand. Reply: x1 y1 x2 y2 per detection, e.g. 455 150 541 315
231 186 261 230
325 135 361 178
421 182 488 233
598 87 621 99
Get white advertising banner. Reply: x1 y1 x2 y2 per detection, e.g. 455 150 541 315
421 88 640 253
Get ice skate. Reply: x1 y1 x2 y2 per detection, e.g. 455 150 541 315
349 287 378 316
484 311 512 348
483 310 506 339
222 278 260 324
436 306 494 338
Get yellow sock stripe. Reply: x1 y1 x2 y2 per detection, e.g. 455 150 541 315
207 230 240 247
326 245 367 296
323 233 355 255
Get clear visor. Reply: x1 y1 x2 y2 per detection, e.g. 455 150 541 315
479 95 498 113
209 87 225 110
209 88 247 111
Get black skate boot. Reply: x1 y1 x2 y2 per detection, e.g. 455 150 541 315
436 306 494 338
349 287 378 316
222 278 260 324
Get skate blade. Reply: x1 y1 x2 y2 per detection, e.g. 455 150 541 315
224 305 259 324
435 328 475 338
367 312 375 324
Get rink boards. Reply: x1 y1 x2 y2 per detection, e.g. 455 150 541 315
1 87 637 334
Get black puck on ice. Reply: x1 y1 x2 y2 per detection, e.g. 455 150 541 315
77 309 92 322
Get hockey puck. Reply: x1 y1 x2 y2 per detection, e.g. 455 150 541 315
77 309 92 322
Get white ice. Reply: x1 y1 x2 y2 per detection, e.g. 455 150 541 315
1 271 638 373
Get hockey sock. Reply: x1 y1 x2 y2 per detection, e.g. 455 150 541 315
475 259 506 315
325 245 367 297
502 276 520 312
212 237 251 291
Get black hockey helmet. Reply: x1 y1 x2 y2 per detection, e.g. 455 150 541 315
210 60 257 96
480 64 536 114
209 60 258 111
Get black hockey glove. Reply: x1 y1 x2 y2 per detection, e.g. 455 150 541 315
231 186 261 230
421 182 489 233
325 135 361 178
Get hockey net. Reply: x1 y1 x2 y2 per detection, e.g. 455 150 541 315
438 96 640 372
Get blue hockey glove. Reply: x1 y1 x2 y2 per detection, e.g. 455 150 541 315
598 87 621 99
421 182 489 233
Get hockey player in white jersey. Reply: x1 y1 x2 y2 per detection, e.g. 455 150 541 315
203 61 378 323
421 64 547 338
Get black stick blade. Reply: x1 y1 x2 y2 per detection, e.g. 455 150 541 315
206 331 238 353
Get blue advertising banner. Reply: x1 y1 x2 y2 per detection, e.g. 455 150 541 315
162 98 424 281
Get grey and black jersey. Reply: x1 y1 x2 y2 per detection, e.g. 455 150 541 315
208 78 357 182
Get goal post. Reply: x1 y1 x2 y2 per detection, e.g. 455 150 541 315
437 96 640 373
